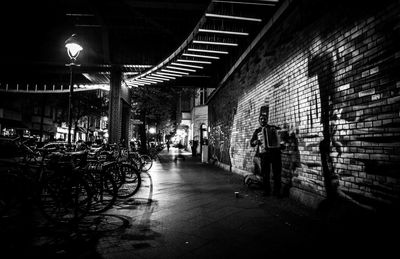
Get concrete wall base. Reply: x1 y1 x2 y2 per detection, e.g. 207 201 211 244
217 162 324 210
212 161 249 177
289 187 324 210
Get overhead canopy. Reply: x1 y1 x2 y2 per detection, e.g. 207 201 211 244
0 0 211 87
0 0 283 89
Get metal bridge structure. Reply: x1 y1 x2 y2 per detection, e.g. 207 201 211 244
0 0 283 143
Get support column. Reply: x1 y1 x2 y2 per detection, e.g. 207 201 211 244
108 67 122 144
121 102 130 147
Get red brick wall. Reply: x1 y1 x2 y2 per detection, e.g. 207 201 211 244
208 0 400 209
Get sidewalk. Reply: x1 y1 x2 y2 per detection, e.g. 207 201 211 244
2 147 398 258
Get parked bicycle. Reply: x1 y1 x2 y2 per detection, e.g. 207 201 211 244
1 137 92 225
89 143 142 199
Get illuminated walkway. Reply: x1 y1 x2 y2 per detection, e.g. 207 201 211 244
2 148 397 258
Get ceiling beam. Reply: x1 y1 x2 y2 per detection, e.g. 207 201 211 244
121 1 209 11
212 0 277 6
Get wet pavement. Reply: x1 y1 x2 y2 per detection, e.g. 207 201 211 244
1 148 399 258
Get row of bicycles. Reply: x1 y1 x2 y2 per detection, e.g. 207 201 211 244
0 137 154 226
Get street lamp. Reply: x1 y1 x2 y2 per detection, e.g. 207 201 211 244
149 127 156 134
65 34 83 147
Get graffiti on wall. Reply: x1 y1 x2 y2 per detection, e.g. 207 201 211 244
307 47 339 200
280 123 301 195
303 11 400 208
213 1 400 209
209 124 232 165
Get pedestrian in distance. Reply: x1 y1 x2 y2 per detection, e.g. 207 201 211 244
191 140 198 157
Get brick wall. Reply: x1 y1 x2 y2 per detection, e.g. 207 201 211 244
208 0 400 210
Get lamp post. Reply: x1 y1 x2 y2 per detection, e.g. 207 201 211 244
65 34 83 147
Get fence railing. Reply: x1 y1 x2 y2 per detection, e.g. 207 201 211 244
0 83 109 93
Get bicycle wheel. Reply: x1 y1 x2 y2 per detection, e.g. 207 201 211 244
86 171 117 214
105 163 125 190
116 164 141 198
129 156 142 172
37 172 92 225
140 154 153 172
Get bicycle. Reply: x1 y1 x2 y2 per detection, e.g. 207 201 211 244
1 138 93 225
147 147 160 161
34 148 93 224
128 150 153 172
71 150 119 215
92 143 142 199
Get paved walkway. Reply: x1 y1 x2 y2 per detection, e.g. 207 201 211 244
1 147 398 258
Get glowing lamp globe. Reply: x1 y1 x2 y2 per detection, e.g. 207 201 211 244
65 34 83 61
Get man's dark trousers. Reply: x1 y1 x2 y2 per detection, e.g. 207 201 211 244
260 149 282 195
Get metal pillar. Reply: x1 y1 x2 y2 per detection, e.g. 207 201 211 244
67 65 74 146
108 67 122 144
121 102 130 147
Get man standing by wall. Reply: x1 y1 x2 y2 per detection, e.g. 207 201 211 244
192 140 198 157
250 106 282 197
